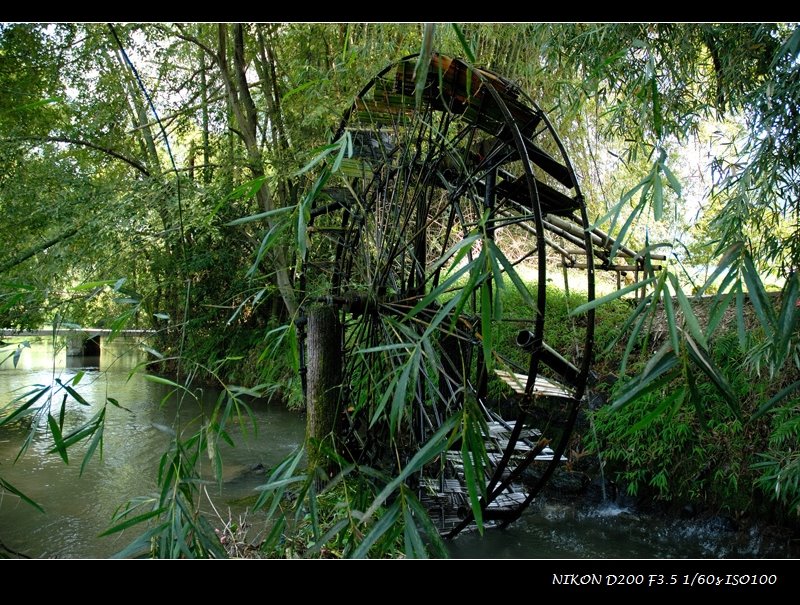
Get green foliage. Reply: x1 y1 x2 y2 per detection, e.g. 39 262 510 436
753 400 800 517
251 419 455 559
591 331 752 509
590 329 800 517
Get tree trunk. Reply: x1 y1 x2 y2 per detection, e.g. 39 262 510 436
198 45 211 184
214 24 298 317
305 304 342 478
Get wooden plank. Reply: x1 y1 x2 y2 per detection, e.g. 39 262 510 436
518 138 574 189
494 369 575 398
495 173 580 216
561 262 663 272
486 421 541 439
487 492 527 510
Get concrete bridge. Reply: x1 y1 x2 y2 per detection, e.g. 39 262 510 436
0 328 155 356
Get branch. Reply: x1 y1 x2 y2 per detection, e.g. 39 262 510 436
0 226 82 274
7 136 150 176
167 23 217 60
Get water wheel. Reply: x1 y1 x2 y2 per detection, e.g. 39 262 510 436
299 53 596 537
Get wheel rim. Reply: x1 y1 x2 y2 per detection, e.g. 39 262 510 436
302 54 596 534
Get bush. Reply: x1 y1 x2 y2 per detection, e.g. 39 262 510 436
589 329 798 518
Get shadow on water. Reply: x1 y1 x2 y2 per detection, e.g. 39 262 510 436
0 339 305 558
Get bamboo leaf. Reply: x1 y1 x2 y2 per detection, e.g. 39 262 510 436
770 25 800 68
663 288 680 354
652 168 664 221
461 435 484 531
369 373 398 427
389 353 415 435
56 379 90 406
0 385 51 427
661 162 682 197
80 415 105 476
620 301 653 377
753 380 800 419
246 221 289 279
143 374 193 396
706 285 737 336
100 507 166 536
304 519 350 558
736 283 747 349
71 280 115 291
775 273 800 363
670 274 708 349
571 275 657 315
422 291 462 339
651 77 662 139
298 170 330 261
742 253 776 332
480 281 493 372
629 386 686 433
685 363 707 429
612 348 679 410
451 24 476 63
602 294 650 354
414 24 436 110
225 205 293 227
684 333 740 417
225 175 267 201
294 143 338 177
429 232 481 277
362 412 459 524
593 180 646 228
404 488 449 558
357 343 414 355
408 261 472 318
282 80 318 101
352 501 400 559
489 240 534 307
403 505 428 559
0 478 44 513
609 185 648 260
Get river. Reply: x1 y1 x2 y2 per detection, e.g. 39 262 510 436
0 337 304 558
1 339 795 558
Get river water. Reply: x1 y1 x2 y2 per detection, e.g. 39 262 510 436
0 338 304 558
1 340 795 558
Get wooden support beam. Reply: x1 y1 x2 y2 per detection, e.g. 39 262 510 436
306 305 343 479
545 214 668 262
560 262 663 272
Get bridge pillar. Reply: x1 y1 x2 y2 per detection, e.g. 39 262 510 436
66 334 84 356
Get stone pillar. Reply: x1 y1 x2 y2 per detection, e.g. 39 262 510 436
66 334 84 356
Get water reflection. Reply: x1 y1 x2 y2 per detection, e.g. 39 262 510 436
0 338 304 558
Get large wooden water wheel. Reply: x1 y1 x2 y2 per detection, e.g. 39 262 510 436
299 53 602 538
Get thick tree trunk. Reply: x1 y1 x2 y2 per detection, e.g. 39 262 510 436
305 304 342 478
